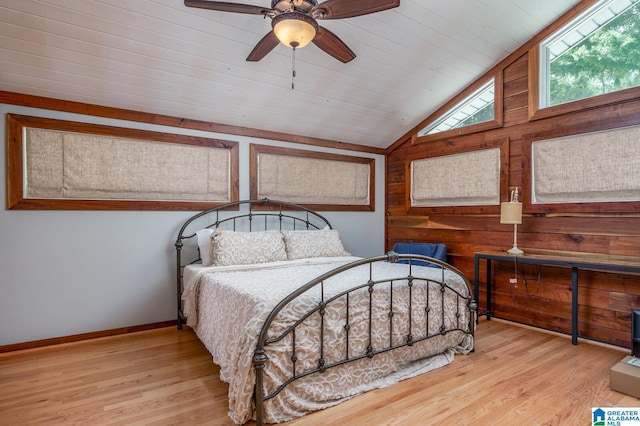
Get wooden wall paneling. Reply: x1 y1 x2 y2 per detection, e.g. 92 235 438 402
503 92 528 114
494 300 572 333
611 236 640 256
503 80 528 101
386 23 640 347
608 292 640 315
523 216 640 238
503 107 531 128
503 54 528 83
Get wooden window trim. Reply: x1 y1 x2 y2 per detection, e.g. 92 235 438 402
250 144 375 211
413 71 504 145
6 114 239 211
406 137 510 215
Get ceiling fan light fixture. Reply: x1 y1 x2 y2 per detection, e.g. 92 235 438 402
272 12 318 48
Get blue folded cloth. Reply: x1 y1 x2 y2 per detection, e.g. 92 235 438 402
392 242 447 267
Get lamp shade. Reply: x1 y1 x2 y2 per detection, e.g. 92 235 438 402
500 201 522 224
272 12 318 48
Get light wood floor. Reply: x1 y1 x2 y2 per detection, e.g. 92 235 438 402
1 319 638 426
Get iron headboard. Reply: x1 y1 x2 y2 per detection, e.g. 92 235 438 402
174 198 333 329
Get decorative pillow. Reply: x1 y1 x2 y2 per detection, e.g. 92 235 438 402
281 229 350 260
210 230 287 266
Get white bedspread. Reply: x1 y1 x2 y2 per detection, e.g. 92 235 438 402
183 257 473 424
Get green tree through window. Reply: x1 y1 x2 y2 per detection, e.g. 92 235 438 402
548 1 640 106
454 102 494 128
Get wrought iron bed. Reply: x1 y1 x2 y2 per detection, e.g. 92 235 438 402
175 199 476 425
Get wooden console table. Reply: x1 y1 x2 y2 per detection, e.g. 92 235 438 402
473 250 640 345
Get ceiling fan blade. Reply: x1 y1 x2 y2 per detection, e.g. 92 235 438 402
184 0 272 15
246 31 280 61
312 0 399 20
312 26 355 63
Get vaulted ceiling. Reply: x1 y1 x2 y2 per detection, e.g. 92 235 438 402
0 0 581 149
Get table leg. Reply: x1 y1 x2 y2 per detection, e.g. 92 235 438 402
571 267 579 345
474 255 480 323
486 259 492 320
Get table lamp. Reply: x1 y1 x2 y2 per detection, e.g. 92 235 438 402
500 187 524 256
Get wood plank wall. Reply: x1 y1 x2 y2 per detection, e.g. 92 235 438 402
386 53 640 348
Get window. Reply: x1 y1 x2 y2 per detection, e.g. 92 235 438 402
418 78 495 136
406 138 509 214
410 148 501 207
250 144 374 211
414 73 503 144
538 0 640 108
523 123 640 214
6 114 239 210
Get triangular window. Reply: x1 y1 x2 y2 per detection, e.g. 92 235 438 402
418 78 495 137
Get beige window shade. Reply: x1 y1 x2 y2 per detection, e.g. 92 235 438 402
250 144 374 210
257 153 370 204
532 125 640 204
411 148 501 207
25 128 231 202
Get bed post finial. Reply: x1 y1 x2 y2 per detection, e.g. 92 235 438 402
386 250 399 263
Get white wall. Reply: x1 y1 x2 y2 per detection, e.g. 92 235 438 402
0 104 385 346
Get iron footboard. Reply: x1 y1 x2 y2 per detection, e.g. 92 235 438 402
252 251 476 426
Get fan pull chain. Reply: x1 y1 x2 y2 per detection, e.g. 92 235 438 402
291 46 296 90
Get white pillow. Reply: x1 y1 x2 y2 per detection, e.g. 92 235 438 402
210 230 287 266
281 229 350 260
196 228 215 266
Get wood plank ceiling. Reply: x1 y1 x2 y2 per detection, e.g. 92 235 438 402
0 0 580 148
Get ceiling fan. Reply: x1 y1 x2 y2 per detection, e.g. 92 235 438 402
184 0 401 63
